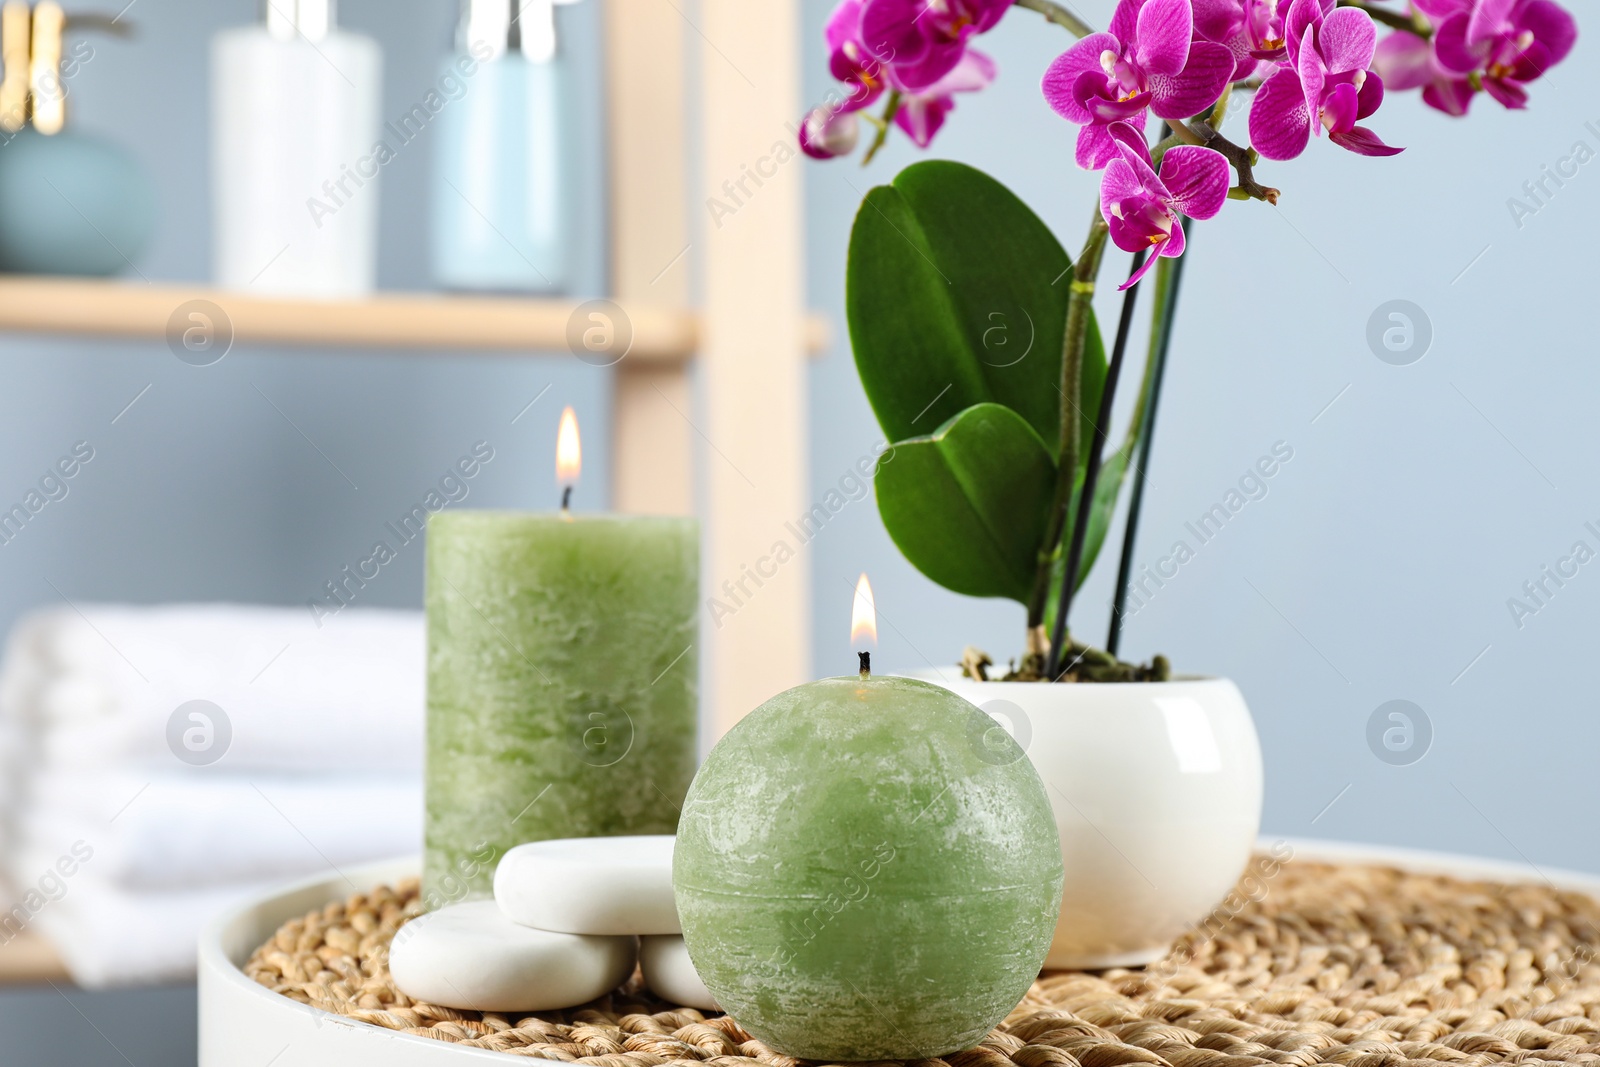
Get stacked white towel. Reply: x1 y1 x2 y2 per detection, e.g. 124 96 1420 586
0 604 425 986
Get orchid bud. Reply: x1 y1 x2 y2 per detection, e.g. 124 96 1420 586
800 105 860 160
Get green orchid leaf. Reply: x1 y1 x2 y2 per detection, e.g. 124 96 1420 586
874 403 1057 605
847 160 1106 451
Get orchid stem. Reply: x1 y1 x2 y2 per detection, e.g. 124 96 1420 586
1149 133 1182 167
1013 0 1094 38
1208 90 1232 130
1163 93 1235 167
1047 248 1148 679
1027 207 1107 643
1338 0 1431 36
860 91 902 166
1177 118 1279 204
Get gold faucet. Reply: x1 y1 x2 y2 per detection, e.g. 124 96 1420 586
0 2 127 135
0 1 30 133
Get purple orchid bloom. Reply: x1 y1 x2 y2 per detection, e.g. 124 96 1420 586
1372 29 1477 115
1100 134 1231 289
800 43 995 158
800 0 1000 158
1193 0 1302 81
800 0 883 160
800 104 861 159
825 0 891 113
1431 0 1577 106
1379 0 1576 111
859 0 1011 92
893 49 997 147
1248 0 1402 160
1043 0 1236 170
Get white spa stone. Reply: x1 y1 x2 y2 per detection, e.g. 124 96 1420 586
640 935 719 1011
495 835 679 935
388 901 637 1012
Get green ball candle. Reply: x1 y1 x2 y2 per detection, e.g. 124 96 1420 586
673 662 1063 1062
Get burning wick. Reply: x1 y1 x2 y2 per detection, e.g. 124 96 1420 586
556 405 581 520
851 572 877 679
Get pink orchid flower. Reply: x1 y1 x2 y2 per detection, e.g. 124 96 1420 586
800 0 999 158
826 0 891 113
1376 0 1575 113
1372 29 1475 115
893 49 997 147
1248 0 1402 160
1193 0 1299 81
800 0 889 160
800 44 996 159
1044 0 1236 170
859 0 1011 92
1100 131 1231 289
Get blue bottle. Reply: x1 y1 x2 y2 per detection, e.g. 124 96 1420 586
0 128 154 276
0 2 154 276
431 0 571 293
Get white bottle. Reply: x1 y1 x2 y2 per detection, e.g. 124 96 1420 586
211 0 381 298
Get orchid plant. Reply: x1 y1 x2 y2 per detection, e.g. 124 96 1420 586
805 0 1576 682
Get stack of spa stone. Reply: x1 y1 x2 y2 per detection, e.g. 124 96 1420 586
389 835 715 1012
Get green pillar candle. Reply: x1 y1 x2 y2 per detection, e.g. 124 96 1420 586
673 672 1063 1062
425 509 698 902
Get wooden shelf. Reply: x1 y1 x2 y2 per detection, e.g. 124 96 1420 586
0 276 829 363
0 930 68 985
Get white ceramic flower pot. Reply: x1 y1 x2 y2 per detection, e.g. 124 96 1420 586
911 673 1263 970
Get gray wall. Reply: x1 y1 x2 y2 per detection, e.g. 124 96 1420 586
0 0 1594 888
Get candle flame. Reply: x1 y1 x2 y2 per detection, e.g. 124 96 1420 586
556 406 582 486
850 573 877 647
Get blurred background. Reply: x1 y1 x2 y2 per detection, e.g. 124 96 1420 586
0 0 1594 1061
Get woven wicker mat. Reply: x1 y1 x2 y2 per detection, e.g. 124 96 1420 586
245 857 1600 1066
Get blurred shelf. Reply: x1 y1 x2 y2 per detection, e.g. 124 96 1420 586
0 931 68 985
0 277 831 363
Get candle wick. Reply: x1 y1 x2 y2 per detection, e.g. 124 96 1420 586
561 485 573 516
858 651 871 678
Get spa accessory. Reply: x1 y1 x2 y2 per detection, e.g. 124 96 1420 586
0 1 154 275
236 850 1600 1064
211 0 381 296
0 604 424 772
387 900 636 1012
917 673 1262 968
430 0 580 292
0 603 427 986
673 661 1062 1060
20 771 420 891
494 835 678 935
424 411 698 900
639 935 717 1010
